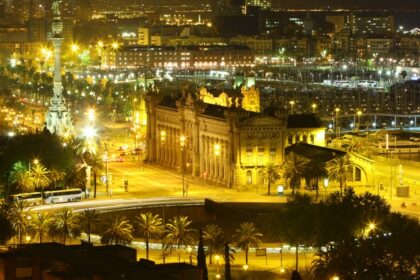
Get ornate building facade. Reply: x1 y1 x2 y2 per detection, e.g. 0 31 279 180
145 87 325 188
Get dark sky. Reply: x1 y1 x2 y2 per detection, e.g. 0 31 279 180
271 0 420 9
155 0 420 10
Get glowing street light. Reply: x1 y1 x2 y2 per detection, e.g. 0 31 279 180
179 135 186 148
179 135 187 196
311 103 317 113
87 108 95 122
111 41 119 50
357 110 362 132
289 100 295 114
83 126 96 139
9 57 17 68
335 108 340 138
71 43 80 53
243 264 248 271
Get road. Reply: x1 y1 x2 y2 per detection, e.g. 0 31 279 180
32 197 204 213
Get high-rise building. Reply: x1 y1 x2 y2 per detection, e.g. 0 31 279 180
245 0 271 10
350 12 395 35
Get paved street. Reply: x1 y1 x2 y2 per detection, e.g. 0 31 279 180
89 157 419 218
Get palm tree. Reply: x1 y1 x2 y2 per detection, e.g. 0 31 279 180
164 216 195 262
8 200 31 244
283 152 309 195
305 159 328 197
49 208 81 244
74 138 96 165
30 163 50 198
233 222 263 265
262 163 281 195
9 162 34 193
101 215 133 245
49 168 66 189
29 213 51 243
89 153 103 199
136 212 163 259
327 155 353 196
79 209 99 243
203 224 225 264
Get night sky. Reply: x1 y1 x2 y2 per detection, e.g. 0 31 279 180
156 0 420 9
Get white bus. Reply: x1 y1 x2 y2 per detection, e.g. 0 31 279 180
10 192 43 206
43 189 83 204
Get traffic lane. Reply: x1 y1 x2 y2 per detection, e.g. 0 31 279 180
31 197 204 213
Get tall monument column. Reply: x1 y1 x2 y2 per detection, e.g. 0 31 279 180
46 0 74 136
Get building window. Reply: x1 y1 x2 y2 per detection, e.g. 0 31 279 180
355 167 362 182
269 148 276 162
288 135 293 145
258 147 264 165
310 135 314 144
295 135 300 142
246 170 252 185
246 147 253 164
303 135 308 143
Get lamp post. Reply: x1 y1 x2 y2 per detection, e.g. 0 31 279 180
311 103 317 113
215 254 221 278
289 100 295 114
214 143 222 184
104 138 110 197
29 158 39 170
179 135 186 196
357 110 362 134
335 108 340 139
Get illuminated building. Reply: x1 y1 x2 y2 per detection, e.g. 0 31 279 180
107 45 254 69
245 0 271 10
230 36 273 54
145 88 325 188
350 12 395 35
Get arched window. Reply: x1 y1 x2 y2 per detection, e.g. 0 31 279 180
246 170 252 185
310 135 315 144
355 167 362 182
302 135 308 143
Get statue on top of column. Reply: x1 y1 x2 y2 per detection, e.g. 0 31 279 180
52 0 61 17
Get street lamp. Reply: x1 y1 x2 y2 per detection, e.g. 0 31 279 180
87 108 95 122
357 110 362 133
104 138 110 197
179 135 187 196
111 41 119 50
335 108 340 139
289 100 295 114
29 158 39 171
71 43 79 53
187 246 192 264
83 126 96 139
311 103 317 113
215 255 221 276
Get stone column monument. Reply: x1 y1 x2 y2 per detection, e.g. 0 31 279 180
46 0 74 136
